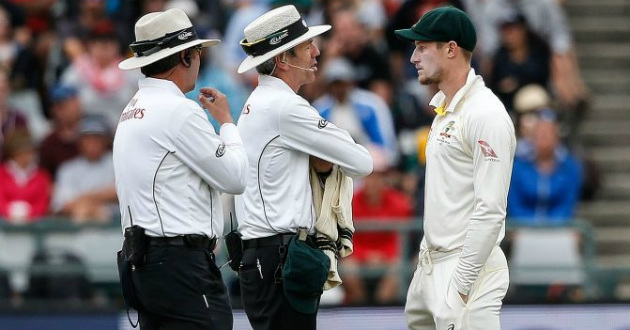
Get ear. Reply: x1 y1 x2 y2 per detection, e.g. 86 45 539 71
275 53 289 71
181 50 191 68
445 41 457 58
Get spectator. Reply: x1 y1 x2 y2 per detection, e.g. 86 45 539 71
480 0 589 137
56 0 124 61
220 0 269 88
1 5 47 141
325 8 392 104
60 20 141 129
488 11 550 112
313 57 398 165
51 115 117 224
342 146 413 305
0 5 37 91
38 84 81 179
512 84 551 158
0 69 27 156
508 110 582 224
0 129 51 223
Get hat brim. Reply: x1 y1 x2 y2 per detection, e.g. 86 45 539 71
237 25 331 74
394 28 434 43
118 39 220 70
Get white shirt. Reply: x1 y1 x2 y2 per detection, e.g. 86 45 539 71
113 78 248 238
52 152 115 212
235 75 373 240
422 69 516 294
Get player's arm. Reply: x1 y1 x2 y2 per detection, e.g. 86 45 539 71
452 105 516 297
278 97 373 179
173 103 248 195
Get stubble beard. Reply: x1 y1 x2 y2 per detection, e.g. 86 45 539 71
418 67 442 85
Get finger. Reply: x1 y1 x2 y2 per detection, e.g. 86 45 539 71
199 87 224 99
199 87 217 95
197 94 214 108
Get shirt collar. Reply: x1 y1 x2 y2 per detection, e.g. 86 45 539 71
7 160 36 185
429 68 483 116
138 77 186 98
258 75 296 94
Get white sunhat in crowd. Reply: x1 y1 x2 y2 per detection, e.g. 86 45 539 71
119 8 220 70
237 5 331 74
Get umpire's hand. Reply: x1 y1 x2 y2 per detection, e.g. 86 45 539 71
198 87 233 126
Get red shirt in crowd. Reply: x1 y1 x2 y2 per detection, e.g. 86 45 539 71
352 187 413 263
0 163 52 222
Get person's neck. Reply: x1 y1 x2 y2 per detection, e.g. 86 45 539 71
153 69 188 94
439 66 470 107
57 124 78 141
509 45 528 64
273 72 302 93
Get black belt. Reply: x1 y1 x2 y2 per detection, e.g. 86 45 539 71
148 235 217 250
242 233 295 249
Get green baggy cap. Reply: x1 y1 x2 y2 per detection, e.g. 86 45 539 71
394 6 477 52
283 233 330 314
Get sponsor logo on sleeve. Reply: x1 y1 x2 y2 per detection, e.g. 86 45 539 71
215 143 226 158
477 140 499 161
318 119 328 129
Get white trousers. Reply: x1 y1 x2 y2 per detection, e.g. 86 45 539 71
404 245 509 330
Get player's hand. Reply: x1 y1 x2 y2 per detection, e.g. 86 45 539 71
198 87 233 126
310 156 333 173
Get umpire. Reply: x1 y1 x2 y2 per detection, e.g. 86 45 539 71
114 8 248 330
235 5 373 330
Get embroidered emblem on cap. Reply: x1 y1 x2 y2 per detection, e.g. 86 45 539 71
216 143 226 157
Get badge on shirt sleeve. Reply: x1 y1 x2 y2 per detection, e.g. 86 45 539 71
318 119 328 129
477 140 499 161
216 143 226 157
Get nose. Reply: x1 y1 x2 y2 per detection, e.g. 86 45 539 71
410 48 420 64
312 43 321 57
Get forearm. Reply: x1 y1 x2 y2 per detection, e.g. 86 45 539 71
452 216 504 295
81 186 118 203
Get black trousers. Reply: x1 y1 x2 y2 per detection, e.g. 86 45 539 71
132 244 233 330
239 244 317 330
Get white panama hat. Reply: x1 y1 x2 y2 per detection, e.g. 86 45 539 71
119 8 220 70
237 5 331 74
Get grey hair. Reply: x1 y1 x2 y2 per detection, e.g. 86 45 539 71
255 48 298 75
256 58 277 75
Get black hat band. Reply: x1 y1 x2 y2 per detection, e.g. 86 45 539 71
240 19 309 57
129 27 198 57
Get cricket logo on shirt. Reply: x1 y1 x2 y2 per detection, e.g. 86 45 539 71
436 121 456 145
478 140 499 161
216 143 226 158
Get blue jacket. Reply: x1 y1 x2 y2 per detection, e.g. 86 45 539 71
508 146 583 225
313 88 398 164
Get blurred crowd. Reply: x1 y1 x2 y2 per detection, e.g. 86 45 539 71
0 0 602 306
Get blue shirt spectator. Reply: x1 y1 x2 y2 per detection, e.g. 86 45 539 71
508 112 582 224
313 58 398 165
